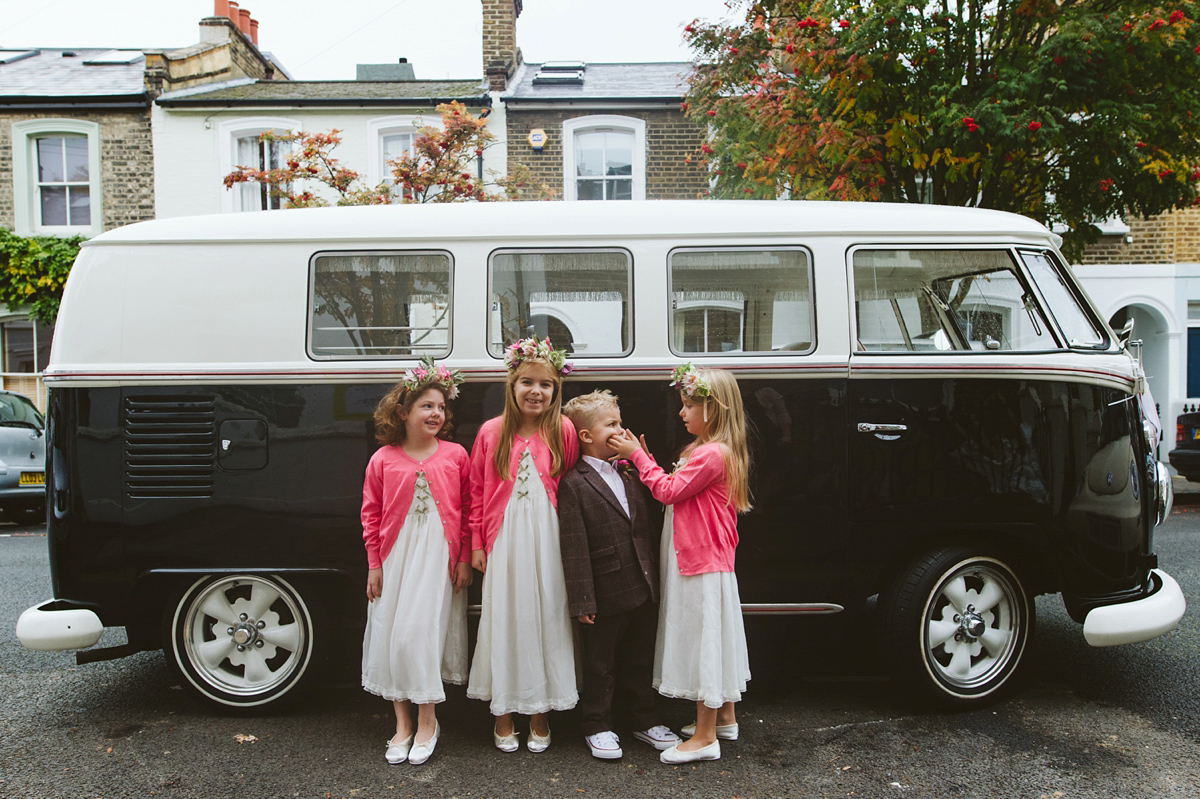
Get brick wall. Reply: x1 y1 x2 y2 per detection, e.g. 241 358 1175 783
0 110 156 232
506 108 708 200
1079 208 1200 265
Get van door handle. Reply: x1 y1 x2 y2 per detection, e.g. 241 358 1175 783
857 423 908 433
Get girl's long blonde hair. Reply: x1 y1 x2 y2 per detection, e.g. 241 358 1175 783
685 367 751 512
493 360 567 480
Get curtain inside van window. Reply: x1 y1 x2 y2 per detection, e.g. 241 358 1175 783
310 252 451 359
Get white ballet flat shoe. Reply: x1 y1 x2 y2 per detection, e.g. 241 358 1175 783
407 722 439 765
493 724 519 753
385 733 413 764
681 721 739 741
660 740 721 764
527 726 551 753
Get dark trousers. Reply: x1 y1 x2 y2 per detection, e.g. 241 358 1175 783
578 599 659 736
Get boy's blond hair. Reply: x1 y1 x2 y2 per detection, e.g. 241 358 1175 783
563 389 620 432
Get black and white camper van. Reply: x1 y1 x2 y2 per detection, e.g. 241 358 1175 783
17 201 1183 709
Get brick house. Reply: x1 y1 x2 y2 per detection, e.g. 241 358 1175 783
0 6 283 406
484 0 707 202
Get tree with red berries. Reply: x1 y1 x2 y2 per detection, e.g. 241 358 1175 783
223 101 552 206
684 1 1200 256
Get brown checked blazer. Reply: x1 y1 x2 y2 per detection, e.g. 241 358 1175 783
558 458 659 619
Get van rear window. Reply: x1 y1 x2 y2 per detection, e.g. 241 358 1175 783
309 251 451 359
854 249 1055 352
488 249 632 357
669 248 813 355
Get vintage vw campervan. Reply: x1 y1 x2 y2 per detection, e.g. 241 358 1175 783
17 201 1184 709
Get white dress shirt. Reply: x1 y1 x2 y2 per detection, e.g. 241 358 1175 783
581 454 630 517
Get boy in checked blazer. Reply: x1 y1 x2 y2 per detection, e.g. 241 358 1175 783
559 391 681 759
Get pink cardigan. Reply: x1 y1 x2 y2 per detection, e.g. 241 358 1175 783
630 442 738 576
469 415 579 554
361 441 472 570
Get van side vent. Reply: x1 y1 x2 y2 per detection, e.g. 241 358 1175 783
124 396 216 498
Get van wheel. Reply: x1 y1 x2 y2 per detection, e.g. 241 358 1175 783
168 574 315 709
880 547 1032 706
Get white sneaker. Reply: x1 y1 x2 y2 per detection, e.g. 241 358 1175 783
585 730 623 759
631 725 682 750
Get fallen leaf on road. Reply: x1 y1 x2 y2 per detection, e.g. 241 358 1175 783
234 734 258 744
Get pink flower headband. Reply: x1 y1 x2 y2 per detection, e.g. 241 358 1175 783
504 336 573 377
669 362 711 399
402 356 465 400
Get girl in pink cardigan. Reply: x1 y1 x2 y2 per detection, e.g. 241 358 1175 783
361 359 471 766
466 337 579 753
610 364 752 765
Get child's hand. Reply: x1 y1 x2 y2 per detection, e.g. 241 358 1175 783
451 560 473 593
366 568 383 602
471 548 488 574
608 429 644 459
577 614 595 625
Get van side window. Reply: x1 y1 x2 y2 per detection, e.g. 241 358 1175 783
489 249 631 356
308 251 451 359
1018 250 1107 349
669 248 812 354
853 249 1054 352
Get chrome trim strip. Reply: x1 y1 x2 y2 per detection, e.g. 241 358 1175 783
466 602 845 617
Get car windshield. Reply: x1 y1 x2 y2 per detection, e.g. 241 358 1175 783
0 394 43 428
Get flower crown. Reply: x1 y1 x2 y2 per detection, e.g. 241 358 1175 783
504 336 574 377
401 356 465 400
670 362 711 399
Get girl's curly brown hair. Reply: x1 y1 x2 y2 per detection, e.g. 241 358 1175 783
373 383 455 446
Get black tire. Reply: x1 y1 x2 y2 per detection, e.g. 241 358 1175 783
167 574 316 709
880 546 1033 707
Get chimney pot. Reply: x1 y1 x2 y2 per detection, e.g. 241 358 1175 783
249 17 259 45
227 1 240 24
238 7 251 34
214 0 229 17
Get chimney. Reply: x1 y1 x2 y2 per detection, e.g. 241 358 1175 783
214 0 229 16
238 8 252 34
249 17 259 44
226 1 239 22
482 0 522 92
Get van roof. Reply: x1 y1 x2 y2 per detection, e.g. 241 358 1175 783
87 200 1055 246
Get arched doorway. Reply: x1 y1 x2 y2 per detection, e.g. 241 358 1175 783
1109 303 1170 456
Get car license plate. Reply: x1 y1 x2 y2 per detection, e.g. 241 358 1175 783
1194 429 1200 440
19 472 44 485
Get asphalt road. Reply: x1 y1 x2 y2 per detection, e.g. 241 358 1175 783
2 511 1198 799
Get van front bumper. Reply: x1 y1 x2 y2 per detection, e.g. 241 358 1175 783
16 599 103 651
1082 569 1186 646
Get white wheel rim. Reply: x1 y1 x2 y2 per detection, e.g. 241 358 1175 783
180 575 310 699
921 559 1024 694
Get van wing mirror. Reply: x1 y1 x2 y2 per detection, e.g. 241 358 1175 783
1114 317 1135 348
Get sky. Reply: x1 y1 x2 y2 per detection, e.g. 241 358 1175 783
0 0 741 80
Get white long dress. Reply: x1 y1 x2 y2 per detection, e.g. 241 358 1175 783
361 472 468 703
467 448 578 715
654 505 751 708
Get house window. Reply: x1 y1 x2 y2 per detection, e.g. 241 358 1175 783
367 116 425 196
218 117 300 213
11 119 102 237
2 319 53 373
1188 302 1200 398
562 116 646 201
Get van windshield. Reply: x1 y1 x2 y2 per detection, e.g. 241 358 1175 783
854 249 1055 352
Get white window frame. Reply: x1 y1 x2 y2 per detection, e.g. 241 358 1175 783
561 115 646 201
365 115 429 189
12 118 102 237
218 117 301 213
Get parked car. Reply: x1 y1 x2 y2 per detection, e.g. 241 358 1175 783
0 390 45 523
1169 410 1200 482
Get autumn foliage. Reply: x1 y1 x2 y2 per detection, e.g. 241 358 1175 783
222 101 552 206
684 1 1200 256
